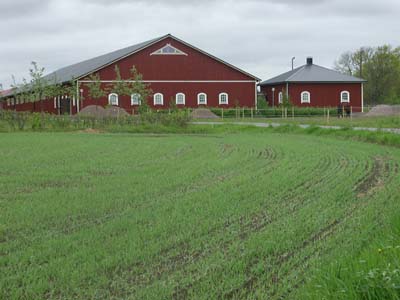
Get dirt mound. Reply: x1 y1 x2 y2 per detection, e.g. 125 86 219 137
192 108 220 119
78 105 106 118
366 105 400 117
104 106 129 117
78 105 129 118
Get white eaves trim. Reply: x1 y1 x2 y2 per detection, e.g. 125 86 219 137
78 80 256 83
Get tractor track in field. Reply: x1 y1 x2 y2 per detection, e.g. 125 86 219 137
16 148 389 299
251 158 398 299
104 147 325 295
221 155 398 299
4 147 282 251
354 156 397 198
139 150 352 293
123 151 351 297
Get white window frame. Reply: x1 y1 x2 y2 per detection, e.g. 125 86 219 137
153 93 164 106
54 97 57 109
131 93 141 105
301 91 311 104
219 92 229 105
72 96 76 106
278 92 283 104
176 93 185 105
340 91 350 103
197 93 207 105
108 93 119 106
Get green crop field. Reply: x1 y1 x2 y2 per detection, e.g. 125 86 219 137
1 131 400 299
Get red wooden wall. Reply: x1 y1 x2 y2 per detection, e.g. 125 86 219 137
260 82 363 112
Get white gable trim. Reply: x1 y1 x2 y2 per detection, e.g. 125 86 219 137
150 43 188 56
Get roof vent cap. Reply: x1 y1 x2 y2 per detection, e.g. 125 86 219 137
306 57 313 65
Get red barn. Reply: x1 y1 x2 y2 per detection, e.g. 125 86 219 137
2 34 260 114
259 58 366 112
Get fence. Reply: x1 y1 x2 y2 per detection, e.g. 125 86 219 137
208 106 369 121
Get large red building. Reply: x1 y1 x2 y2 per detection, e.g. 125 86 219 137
259 58 366 112
1 34 260 114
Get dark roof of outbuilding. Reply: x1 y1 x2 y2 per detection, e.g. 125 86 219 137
259 63 366 86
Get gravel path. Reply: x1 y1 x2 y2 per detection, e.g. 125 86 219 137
191 121 400 135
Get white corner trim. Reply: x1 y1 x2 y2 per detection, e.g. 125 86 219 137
361 83 364 112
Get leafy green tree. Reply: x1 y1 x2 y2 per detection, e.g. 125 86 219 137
43 76 64 113
281 93 292 108
29 62 48 113
125 66 152 114
335 45 400 105
364 45 400 104
61 78 79 113
10 76 30 110
107 65 129 96
84 73 106 108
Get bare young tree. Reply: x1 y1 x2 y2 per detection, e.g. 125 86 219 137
334 47 373 77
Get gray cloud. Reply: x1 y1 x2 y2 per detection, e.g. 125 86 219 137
0 0 399 88
0 0 51 18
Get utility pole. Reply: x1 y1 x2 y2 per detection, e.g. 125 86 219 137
291 57 296 70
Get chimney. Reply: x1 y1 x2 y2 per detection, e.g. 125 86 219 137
306 57 313 65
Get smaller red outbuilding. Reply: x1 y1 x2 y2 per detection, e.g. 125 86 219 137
259 57 366 112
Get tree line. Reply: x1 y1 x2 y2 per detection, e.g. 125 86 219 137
335 45 400 105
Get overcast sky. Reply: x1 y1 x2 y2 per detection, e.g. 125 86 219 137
1 0 399 88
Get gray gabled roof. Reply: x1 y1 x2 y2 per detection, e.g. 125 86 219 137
43 35 167 84
259 63 366 86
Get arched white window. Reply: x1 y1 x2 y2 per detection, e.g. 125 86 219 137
108 93 119 106
131 93 141 105
176 93 185 105
301 91 311 104
154 93 164 106
219 93 229 105
341 91 350 103
278 92 283 104
197 93 207 105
